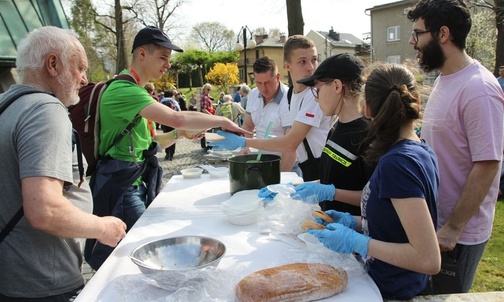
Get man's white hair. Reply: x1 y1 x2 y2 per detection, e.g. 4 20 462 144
16 26 79 81
223 94 233 102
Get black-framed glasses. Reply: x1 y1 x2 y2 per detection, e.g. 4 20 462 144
411 30 432 42
310 81 332 99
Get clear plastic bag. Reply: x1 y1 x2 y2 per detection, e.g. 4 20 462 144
98 265 245 302
254 184 367 277
257 184 320 235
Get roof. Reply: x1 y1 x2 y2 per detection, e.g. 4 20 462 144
0 0 69 67
255 35 285 48
367 0 417 12
315 31 366 47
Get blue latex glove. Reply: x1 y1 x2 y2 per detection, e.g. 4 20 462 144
314 210 357 230
207 131 245 151
291 183 335 204
308 223 371 258
258 187 277 202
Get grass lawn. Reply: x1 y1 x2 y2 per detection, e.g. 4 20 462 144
471 200 504 292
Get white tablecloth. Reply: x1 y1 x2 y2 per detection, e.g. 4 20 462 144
75 173 382 301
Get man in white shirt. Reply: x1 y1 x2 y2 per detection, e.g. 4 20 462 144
210 37 331 180
241 56 296 172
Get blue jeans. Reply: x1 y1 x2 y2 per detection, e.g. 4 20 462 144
122 184 147 231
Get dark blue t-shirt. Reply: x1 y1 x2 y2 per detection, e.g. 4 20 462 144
361 140 439 300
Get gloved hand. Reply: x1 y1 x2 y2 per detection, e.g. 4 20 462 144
314 210 357 230
258 186 277 202
308 223 371 258
291 183 335 204
207 131 245 151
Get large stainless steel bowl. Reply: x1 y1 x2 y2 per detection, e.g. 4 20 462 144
130 236 226 276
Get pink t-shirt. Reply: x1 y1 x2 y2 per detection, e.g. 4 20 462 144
422 61 504 244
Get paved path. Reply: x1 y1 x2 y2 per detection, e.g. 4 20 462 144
82 137 218 283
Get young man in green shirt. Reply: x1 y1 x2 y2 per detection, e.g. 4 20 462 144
89 26 248 269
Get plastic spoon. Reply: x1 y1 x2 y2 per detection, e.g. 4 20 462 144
247 121 273 163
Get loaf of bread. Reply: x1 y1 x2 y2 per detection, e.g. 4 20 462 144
235 263 348 302
312 210 334 223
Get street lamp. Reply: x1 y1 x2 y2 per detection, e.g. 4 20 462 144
234 26 256 84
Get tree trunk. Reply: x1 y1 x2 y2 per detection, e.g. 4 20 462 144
286 0 304 85
115 0 127 74
199 66 204 86
286 0 304 36
494 0 504 75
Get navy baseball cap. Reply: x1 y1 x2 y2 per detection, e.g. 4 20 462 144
297 53 364 86
132 26 183 53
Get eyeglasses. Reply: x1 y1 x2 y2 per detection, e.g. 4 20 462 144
310 81 332 99
411 30 432 42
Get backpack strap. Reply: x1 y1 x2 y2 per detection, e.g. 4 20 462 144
0 207 24 244
72 129 85 188
93 74 137 163
286 85 315 160
287 85 294 110
0 86 49 114
101 114 142 165
0 86 52 245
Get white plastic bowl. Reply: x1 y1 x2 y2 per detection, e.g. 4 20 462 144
221 202 263 216
180 168 203 179
208 167 229 178
221 190 261 212
225 207 264 225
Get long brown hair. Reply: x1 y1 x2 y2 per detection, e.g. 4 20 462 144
363 63 421 164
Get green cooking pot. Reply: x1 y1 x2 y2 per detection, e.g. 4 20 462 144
228 154 281 195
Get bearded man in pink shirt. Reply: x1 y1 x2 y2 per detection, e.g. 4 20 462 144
408 0 504 295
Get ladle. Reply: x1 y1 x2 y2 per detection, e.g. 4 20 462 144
247 121 273 163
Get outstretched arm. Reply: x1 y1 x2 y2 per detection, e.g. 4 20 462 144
22 177 126 247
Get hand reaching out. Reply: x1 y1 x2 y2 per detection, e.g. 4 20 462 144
97 216 127 247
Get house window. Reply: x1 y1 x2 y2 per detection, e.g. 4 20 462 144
387 55 401 64
387 26 400 42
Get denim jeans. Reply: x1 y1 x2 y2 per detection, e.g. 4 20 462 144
122 184 147 231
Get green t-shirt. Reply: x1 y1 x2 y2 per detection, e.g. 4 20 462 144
99 70 155 163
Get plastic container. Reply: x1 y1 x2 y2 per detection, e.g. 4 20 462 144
180 168 203 179
220 189 264 225
225 207 264 225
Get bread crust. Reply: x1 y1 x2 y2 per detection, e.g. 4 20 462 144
235 263 348 302
302 220 326 232
312 210 334 223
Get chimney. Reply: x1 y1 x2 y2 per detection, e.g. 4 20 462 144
255 34 264 45
279 34 286 43
329 26 340 41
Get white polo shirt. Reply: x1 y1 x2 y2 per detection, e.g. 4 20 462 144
245 83 292 155
289 87 332 163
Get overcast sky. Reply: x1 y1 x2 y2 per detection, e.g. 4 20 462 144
62 0 396 45
176 0 394 41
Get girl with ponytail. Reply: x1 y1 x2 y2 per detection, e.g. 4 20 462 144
304 63 441 299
